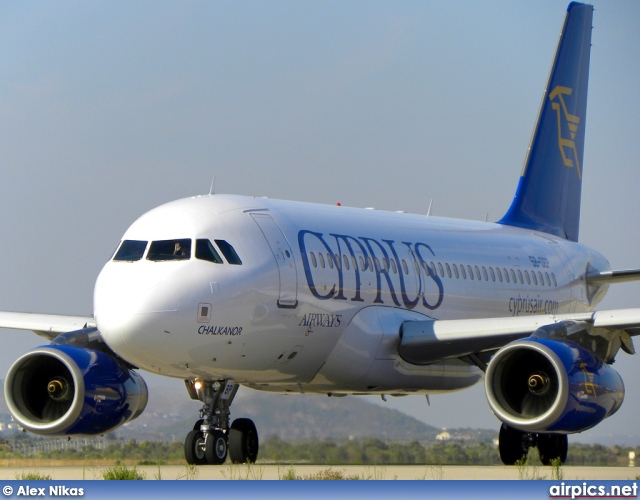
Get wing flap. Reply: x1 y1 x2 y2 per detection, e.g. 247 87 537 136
593 308 640 328
0 311 96 340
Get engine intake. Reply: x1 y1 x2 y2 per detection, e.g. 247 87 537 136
4 345 148 436
485 337 624 433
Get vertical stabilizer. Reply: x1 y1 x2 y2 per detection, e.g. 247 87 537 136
499 2 593 242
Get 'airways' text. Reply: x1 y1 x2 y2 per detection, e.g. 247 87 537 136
298 313 342 328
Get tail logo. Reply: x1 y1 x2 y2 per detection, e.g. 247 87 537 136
549 85 582 179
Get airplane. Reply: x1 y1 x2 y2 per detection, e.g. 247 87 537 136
2 1 639 466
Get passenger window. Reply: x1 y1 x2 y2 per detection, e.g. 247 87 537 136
391 259 397 274
215 240 242 265
545 272 551 286
113 240 147 262
538 271 544 286
482 266 488 281
310 252 317 268
147 239 191 261
474 266 481 281
402 260 409 275
467 265 473 280
531 271 538 285
343 255 350 271
453 264 459 279
445 263 452 278
524 270 531 284
496 268 503 283
510 269 517 283
489 267 496 282
517 270 524 284
359 256 365 270
319 253 325 269
196 239 223 264
438 262 445 278
503 268 509 283
335 254 341 270
552 273 557 287
327 253 334 269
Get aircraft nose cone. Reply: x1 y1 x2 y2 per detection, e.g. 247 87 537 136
94 263 178 362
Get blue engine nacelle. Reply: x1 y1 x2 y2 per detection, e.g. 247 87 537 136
4 345 148 436
485 337 624 433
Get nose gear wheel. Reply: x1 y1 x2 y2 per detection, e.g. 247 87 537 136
183 379 260 465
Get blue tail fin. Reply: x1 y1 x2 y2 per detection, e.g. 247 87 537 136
499 2 593 242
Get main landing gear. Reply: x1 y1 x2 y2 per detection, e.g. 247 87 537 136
183 379 259 465
498 424 568 465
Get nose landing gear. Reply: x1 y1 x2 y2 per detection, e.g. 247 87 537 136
183 379 259 465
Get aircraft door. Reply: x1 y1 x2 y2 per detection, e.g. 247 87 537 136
250 214 298 308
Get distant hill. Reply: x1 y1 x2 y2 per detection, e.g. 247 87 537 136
160 391 439 442
121 384 440 442
243 391 438 440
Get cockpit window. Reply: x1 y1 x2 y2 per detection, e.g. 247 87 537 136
113 240 148 262
196 239 223 264
215 239 242 265
147 239 191 261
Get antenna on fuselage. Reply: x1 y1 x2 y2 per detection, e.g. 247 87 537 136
209 175 216 195
427 199 433 217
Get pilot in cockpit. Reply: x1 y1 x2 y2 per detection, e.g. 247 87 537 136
173 242 187 257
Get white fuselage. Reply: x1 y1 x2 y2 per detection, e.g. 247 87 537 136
93 194 609 395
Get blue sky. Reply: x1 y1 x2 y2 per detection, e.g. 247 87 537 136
1 1 639 442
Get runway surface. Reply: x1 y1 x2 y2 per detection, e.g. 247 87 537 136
1 464 639 480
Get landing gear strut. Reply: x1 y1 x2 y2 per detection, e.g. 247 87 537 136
183 379 259 465
498 424 568 465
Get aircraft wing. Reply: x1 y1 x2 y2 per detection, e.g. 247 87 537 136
398 308 640 366
0 311 96 341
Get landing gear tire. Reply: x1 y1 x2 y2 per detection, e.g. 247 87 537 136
498 424 528 465
183 379 247 465
537 433 568 465
184 429 207 465
229 418 259 464
205 430 229 465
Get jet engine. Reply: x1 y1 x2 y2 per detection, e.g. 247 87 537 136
4 345 148 436
485 337 624 433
